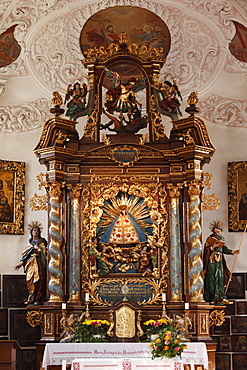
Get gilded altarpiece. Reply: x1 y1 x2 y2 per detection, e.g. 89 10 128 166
33 7 218 358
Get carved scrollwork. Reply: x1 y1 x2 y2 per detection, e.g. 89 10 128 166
209 310 225 327
26 310 44 327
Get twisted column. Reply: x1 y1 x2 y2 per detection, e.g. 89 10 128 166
166 184 183 302
47 182 64 302
187 180 204 301
68 184 83 303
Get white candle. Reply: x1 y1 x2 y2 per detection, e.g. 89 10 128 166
162 293 166 302
62 303 66 310
185 302 190 310
62 359 66 370
85 293 90 302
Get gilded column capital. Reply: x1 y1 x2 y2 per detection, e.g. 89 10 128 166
187 179 202 198
47 181 65 198
166 183 183 199
67 183 83 199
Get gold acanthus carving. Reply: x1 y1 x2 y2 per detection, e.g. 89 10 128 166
67 183 83 199
150 94 166 140
83 39 164 63
29 193 48 211
209 310 226 327
26 310 44 327
30 173 48 212
187 179 202 197
201 172 220 211
83 96 99 140
166 183 183 199
201 193 220 211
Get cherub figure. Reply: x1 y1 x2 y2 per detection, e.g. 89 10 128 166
60 312 77 343
64 82 88 119
174 314 192 342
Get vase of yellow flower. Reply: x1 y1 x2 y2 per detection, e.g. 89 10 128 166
144 319 187 359
72 319 110 343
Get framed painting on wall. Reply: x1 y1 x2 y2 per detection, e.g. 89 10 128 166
0 160 25 234
215 354 231 370
228 161 247 232
232 335 247 351
227 273 245 299
232 354 247 370
236 301 247 315
3 275 28 307
213 317 230 335
217 336 232 351
231 316 247 334
0 308 8 335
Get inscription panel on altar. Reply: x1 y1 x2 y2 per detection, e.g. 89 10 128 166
96 281 154 303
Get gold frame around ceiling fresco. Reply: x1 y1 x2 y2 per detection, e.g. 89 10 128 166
0 160 25 234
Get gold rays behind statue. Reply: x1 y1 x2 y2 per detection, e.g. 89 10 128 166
97 192 152 242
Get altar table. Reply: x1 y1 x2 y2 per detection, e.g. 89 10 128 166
41 342 208 370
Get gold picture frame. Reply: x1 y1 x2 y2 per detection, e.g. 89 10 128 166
0 160 25 234
228 161 247 231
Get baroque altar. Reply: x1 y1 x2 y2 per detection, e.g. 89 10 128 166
33 7 217 367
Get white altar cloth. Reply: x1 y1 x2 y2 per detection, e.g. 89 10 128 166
71 357 184 370
42 342 208 370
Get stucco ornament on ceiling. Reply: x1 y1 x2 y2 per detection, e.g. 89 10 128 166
0 0 246 133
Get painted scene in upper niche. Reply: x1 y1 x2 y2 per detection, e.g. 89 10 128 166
80 6 171 59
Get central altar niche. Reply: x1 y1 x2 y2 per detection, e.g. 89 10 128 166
81 181 169 305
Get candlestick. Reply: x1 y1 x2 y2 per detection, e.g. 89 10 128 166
62 359 66 370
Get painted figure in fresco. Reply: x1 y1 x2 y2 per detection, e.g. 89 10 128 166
203 220 239 305
158 80 183 116
64 82 88 119
14 225 47 305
